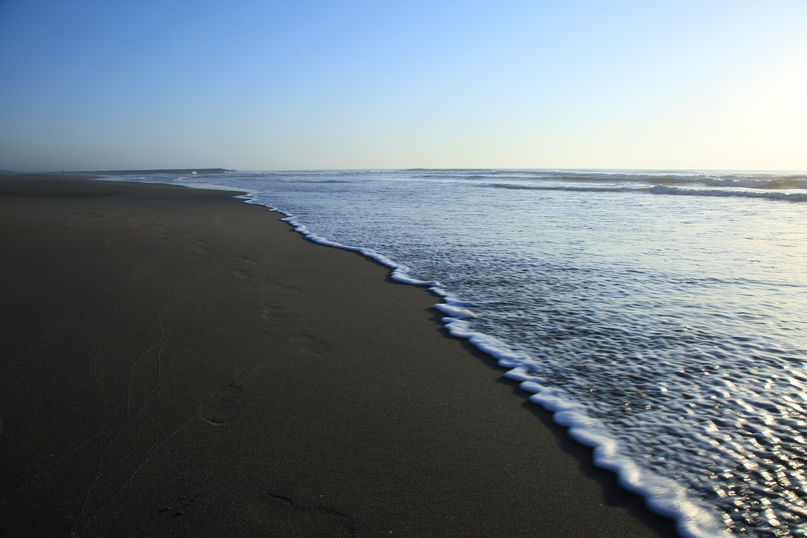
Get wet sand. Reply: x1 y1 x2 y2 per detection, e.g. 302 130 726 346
0 176 678 537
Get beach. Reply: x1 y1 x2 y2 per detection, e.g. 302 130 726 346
0 176 677 537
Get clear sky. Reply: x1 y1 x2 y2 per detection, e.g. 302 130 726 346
1 0 805 172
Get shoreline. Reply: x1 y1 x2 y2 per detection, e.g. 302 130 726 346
1 169 230 176
0 176 678 537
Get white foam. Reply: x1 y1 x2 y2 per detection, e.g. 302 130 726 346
244 197 443 289
433 303 476 319
504 369 730 538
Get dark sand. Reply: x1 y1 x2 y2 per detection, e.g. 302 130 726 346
0 177 678 537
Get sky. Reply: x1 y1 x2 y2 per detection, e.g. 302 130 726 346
1 0 806 172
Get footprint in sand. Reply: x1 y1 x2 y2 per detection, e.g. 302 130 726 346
263 283 300 295
290 335 330 357
262 305 284 322
198 383 243 426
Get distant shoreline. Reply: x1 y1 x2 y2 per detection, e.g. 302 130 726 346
58 168 233 175
0 169 233 182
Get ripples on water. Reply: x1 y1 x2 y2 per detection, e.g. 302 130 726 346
131 169 806 537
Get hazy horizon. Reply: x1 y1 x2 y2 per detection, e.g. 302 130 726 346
2 0 806 172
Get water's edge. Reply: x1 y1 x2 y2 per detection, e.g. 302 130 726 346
237 193 727 538
98 173 745 538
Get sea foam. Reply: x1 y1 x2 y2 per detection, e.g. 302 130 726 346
110 168 807 538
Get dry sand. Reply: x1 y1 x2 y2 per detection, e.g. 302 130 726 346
0 176 678 537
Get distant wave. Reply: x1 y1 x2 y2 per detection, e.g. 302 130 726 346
705 177 807 189
485 183 649 193
483 182 807 201
550 173 709 184
278 179 350 184
651 185 807 202
469 171 705 183
405 168 498 173
406 169 807 188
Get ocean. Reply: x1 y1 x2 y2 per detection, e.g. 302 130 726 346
110 169 807 538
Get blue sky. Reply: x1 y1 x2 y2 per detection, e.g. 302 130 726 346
1 0 805 171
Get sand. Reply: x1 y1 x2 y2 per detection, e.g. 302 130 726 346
0 176 678 537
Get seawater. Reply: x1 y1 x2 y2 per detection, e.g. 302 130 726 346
112 169 807 538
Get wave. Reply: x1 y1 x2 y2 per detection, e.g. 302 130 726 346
278 179 350 184
474 171 705 183
651 185 807 202
706 177 807 189
405 169 807 189
482 180 807 201
524 172 807 187
484 183 649 193
405 168 498 173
